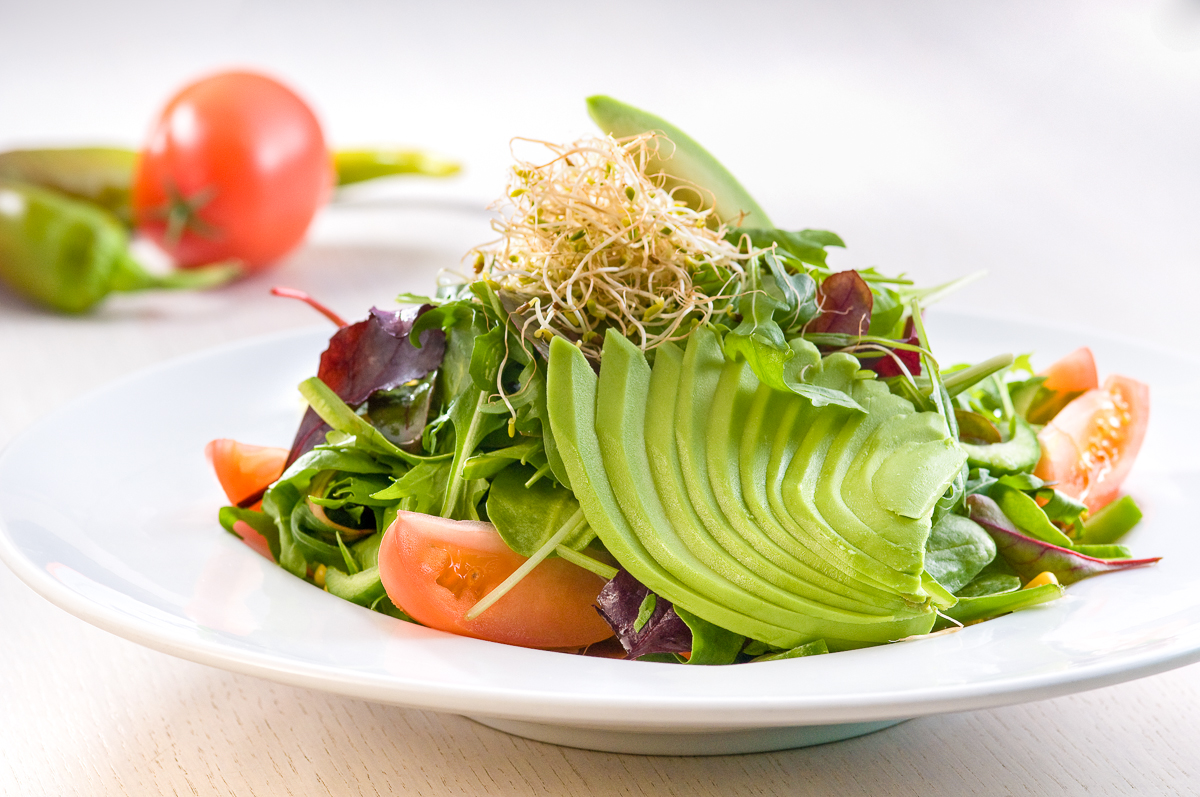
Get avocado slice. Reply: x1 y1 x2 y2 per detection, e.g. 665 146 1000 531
959 415 1041 475
545 335 801 648
700 339 927 616
759 352 925 596
547 328 958 649
596 330 831 644
647 340 903 626
586 95 773 229
810 381 931 574
739 382 913 613
604 330 937 645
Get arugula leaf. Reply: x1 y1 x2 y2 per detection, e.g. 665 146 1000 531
440 388 507 520
298 377 425 465
462 438 545 481
371 459 451 515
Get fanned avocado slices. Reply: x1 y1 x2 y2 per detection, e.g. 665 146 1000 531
546 329 967 649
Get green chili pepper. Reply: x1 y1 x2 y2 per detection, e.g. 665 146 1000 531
332 149 460 186
0 178 238 313
0 146 461 221
0 148 137 226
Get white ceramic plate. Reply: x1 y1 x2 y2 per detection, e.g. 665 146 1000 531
2 313 1199 756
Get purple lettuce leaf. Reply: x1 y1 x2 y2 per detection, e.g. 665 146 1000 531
285 305 446 467
966 494 1160 586
808 270 873 336
595 569 692 660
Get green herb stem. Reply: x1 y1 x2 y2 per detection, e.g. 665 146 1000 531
464 508 586 620
554 544 618 580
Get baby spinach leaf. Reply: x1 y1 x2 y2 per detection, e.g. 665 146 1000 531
967 494 1161 585
485 463 593 557
957 573 1022 598
366 374 435 451
762 252 818 330
923 513 997 593
469 325 508 392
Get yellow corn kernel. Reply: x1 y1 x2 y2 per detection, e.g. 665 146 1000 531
1023 571 1059 590
313 563 328 589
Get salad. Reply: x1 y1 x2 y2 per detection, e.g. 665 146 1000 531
209 96 1155 664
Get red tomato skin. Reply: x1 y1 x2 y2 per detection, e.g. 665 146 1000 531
231 520 274 561
205 439 288 506
379 511 614 649
1034 375 1149 513
1042 347 1098 393
133 71 331 271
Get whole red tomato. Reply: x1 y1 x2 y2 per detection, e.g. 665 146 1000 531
132 71 331 272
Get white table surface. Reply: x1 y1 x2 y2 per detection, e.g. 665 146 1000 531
2 1 1199 793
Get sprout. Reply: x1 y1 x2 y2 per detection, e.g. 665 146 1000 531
474 133 757 358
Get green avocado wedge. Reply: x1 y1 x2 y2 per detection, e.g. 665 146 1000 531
646 340 908 627
545 335 800 648
547 329 964 649
594 330 816 645
586 95 773 229
738 381 914 612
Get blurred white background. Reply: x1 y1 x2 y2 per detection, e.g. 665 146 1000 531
2 0 1198 340
3 3 1200 794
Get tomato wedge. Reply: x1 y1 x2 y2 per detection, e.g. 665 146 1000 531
1028 347 1099 424
1042 347 1098 393
1034 375 1149 513
205 439 288 506
378 511 614 649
